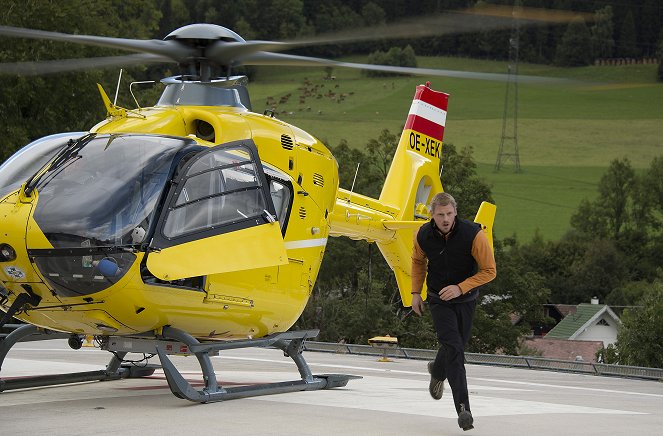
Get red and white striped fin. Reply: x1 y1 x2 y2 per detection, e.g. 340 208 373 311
404 83 449 144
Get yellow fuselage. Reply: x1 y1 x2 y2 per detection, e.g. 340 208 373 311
0 103 338 339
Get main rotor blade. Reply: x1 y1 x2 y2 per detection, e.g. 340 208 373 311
242 52 578 85
279 5 592 49
0 26 195 62
205 5 591 68
205 41 291 66
0 53 171 76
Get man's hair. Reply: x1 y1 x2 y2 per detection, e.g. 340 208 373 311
428 192 457 212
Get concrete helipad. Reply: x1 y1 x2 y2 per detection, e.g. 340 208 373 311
1 339 662 435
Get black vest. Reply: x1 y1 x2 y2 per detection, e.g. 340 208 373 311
417 217 481 304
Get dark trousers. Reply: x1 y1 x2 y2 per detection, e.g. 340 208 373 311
429 299 476 414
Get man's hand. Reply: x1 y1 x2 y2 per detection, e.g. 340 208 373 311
439 285 462 301
411 293 425 315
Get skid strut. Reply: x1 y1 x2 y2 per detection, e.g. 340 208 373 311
156 326 360 403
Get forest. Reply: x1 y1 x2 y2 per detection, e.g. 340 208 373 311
0 0 662 368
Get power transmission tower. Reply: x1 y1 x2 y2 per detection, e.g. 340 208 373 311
495 2 522 172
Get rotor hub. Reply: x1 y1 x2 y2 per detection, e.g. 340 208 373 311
164 24 245 44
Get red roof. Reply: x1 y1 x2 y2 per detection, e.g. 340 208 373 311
521 337 603 362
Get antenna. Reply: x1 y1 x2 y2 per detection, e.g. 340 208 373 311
113 69 123 106
348 162 361 203
495 1 522 173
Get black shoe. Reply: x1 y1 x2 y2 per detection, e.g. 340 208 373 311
458 404 474 431
427 361 444 400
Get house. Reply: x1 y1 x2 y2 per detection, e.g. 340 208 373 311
544 300 622 347
521 337 604 362
514 299 622 362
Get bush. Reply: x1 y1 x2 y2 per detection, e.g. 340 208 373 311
363 45 417 77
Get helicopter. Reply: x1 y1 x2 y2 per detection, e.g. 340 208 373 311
0 7 565 402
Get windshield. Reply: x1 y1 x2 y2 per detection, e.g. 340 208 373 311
33 134 192 248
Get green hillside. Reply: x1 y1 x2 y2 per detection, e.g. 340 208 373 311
247 57 663 242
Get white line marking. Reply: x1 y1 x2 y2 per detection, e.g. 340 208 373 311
408 99 447 126
471 377 663 398
284 238 328 249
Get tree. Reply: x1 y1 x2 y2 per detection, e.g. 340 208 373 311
570 158 640 240
512 231 627 305
557 157 663 303
640 0 663 57
158 0 190 35
534 236 589 304
617 9 638 58
268 0 309 40
606 160 638 214
227 17 254 40
366 129 398 181
332 138 382 197
554 16 592 67
596 343 618 364
657 30 663 82
605 280 650 308
361 2 386 27
364 45 417 77
566 239 628 303
312 2 363 35
590 5 614 59
645 156 663 225
615 283 663 368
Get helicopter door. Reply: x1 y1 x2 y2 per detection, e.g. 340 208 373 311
146 140 287 281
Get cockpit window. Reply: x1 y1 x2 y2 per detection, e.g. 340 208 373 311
32 134 191 248
162 144 269 239
263 164 293 233
157 83 245 108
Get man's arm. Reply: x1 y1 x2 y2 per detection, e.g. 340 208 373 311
411 234 427 293
457 230 496 294
411 233 427 315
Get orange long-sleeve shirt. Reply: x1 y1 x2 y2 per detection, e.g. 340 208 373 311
411 227 496 295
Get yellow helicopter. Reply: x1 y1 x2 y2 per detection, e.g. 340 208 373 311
0 18 505 402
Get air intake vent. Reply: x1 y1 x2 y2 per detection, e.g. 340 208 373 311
281 134 294 150
312 173 324 187
298 206 306 219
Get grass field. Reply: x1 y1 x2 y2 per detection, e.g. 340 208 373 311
246 57 663 241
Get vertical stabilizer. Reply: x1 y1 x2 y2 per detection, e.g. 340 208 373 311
379 83 447 218
375 84 448 305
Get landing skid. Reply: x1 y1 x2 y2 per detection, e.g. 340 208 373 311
153 326 360 403
0 325 360 402
0 324 156 392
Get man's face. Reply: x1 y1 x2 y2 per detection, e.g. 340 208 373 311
431 203 456 234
